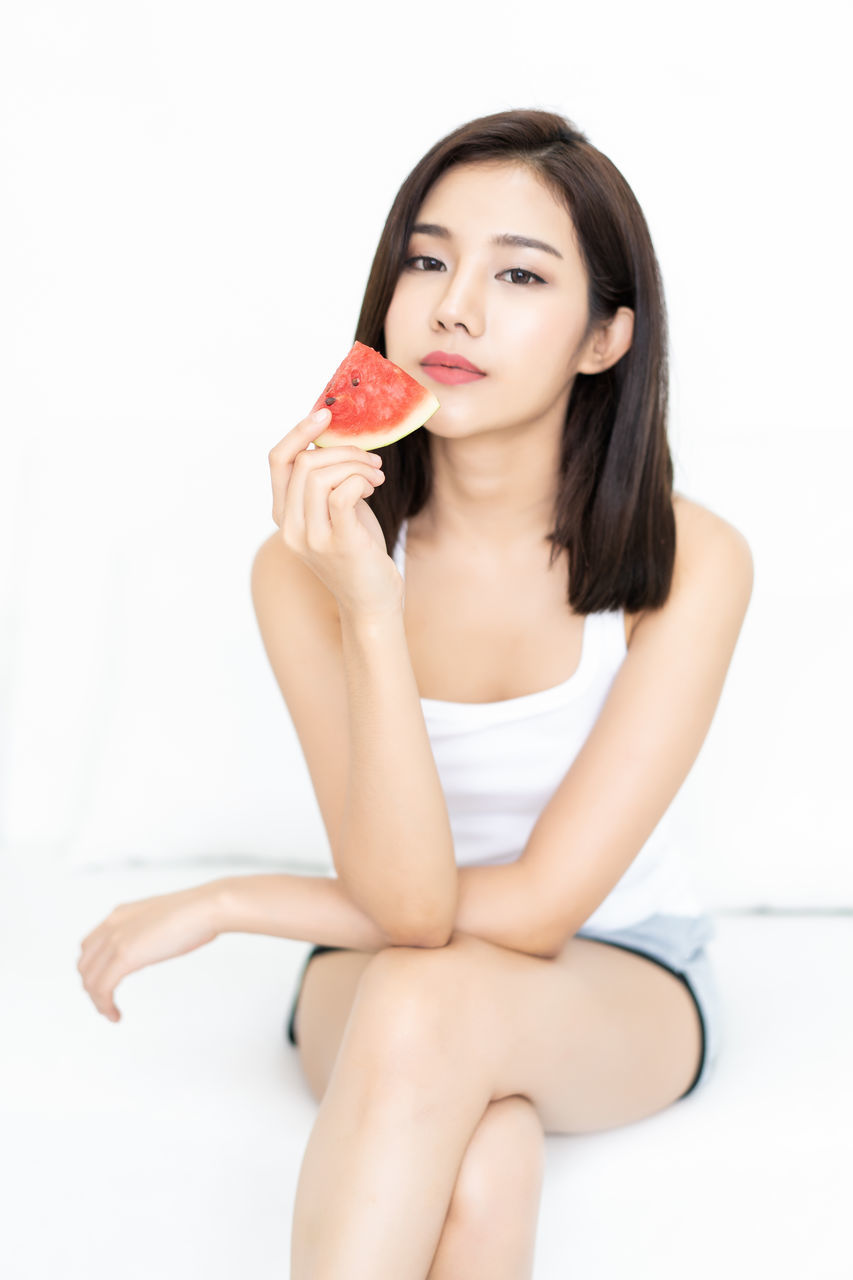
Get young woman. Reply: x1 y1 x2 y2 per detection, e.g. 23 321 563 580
78 108 753 1278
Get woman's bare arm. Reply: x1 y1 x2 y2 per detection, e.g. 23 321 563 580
207 870 390 951
252 538 457 952
262 415 457 950
205 859 548 957
334 605 457 948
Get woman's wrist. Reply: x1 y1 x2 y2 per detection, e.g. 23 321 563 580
200 877 237 936
337 600 404 638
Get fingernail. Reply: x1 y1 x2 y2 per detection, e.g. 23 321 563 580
312 408 331 424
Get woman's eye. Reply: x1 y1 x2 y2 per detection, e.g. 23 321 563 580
404 255 444 271
403 258 544 285
498 268 544 286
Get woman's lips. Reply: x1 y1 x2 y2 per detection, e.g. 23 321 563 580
420 350 485 383
422 350 483 373
421 364 486 385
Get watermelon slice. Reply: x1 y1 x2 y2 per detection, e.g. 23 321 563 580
310 341 440 450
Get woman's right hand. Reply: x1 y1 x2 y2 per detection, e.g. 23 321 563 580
268 407 403 618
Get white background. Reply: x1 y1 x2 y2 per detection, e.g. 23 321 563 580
1 0 851 907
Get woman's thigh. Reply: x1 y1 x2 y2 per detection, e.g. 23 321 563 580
288 929 705 1135
336 932 704 1135
291 947 375 1101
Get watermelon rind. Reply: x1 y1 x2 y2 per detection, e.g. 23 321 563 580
312 390 440 451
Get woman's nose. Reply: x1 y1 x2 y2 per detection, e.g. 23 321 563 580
431 270 485 337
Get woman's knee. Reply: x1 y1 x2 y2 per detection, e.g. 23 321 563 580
347 941 475 1067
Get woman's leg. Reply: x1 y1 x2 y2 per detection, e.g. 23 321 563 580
290 944 504 1278
292 948 545 1279
290 927 701 1277
425 1095 545 1280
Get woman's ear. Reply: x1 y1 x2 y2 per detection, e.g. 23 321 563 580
577 306 635 374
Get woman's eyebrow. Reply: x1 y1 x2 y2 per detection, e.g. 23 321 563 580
410 222 563 260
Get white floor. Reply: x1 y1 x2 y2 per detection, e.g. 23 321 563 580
1 855 851 1279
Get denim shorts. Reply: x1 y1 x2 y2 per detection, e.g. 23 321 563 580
285 912 721 1101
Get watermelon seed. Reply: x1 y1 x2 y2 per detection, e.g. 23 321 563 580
351 376 360 386
325 395 337 405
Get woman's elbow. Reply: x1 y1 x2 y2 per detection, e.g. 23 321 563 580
385 894 456 949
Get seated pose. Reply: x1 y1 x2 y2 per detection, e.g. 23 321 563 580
78 107 754 1279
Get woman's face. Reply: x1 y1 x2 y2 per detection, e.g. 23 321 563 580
383 160 600 441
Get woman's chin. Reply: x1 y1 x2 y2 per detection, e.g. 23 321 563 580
423 415 474 441
424 408 505 441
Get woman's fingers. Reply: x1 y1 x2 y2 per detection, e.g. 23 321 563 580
271 443 382 529
269 410 384 529
78 931 109 974
78 908 141 1021
294 457 385 547
328 474 377 539
268 411 329 524
268 409 329 468
79 942 123 1020
265 407 399 613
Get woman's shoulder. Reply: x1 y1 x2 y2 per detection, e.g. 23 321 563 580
672 491 753 566
669 493 754 626
626 495 750 646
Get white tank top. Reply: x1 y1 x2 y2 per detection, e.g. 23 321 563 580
393 518 711 936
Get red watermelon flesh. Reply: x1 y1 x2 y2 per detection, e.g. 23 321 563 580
310 341 440 450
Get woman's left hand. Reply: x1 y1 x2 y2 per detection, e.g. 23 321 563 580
76 885 221 1022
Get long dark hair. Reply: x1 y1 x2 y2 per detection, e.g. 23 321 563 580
357 107 675 614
